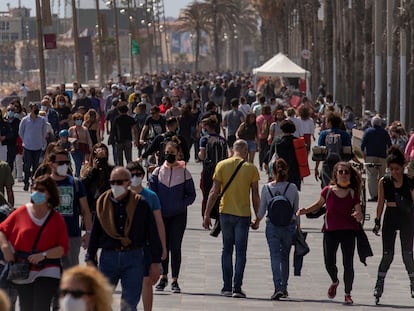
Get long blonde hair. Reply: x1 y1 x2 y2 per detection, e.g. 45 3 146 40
61 266 113 311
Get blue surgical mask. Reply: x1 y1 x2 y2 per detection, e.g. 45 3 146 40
6 111 14 118
75 120 83 126
14 113 20 119
31 191 46 205
201 128 208 136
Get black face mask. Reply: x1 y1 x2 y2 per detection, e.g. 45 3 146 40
165 153 176 164
33 109 39 115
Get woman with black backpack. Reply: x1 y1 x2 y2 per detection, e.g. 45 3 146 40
252 158 299 301
297 161 363 305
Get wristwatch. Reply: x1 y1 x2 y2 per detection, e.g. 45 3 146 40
42 251 47 259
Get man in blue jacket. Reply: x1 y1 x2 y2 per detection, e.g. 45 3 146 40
361 116 391 201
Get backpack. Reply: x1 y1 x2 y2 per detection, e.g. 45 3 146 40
266 183 294 226
203 135 228 168
213 86 224 97
325 131 342 162
261 119 270 137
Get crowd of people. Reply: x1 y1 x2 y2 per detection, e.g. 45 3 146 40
0 73 412 310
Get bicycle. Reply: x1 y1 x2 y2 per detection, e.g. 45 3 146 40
351 162 382 226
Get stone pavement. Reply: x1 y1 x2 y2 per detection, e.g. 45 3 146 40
12 151 414 310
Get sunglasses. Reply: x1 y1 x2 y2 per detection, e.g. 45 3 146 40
338 170 350 175
59 289 92 298
109 179 129 185
55 160 70 165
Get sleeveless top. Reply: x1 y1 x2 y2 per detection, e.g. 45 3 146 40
383 174 413 203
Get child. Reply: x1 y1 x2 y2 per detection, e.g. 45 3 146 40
57 129 74 152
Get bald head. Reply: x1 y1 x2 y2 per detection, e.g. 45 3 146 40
110 166 132 181
233 139 248 158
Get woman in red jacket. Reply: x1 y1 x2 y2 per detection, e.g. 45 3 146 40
0 175 69 311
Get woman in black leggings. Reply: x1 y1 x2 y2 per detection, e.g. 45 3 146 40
373 146 414 304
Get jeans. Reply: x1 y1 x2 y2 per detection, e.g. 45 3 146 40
99 248 145 311
265 221 295 290
162 210 187 278
23 148 41 185
6 144 17 171
14 277 60 311
259 138 269 168
116 140 132 166
220 213 250 291
323 230 356 295
71 150 84 177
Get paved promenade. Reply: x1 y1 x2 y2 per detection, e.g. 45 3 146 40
12 151 414 310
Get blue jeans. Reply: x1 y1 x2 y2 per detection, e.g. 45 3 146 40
71 150 84 177
266 221 295 291
99 248 145 311
220 213 250 291
23 148 41 185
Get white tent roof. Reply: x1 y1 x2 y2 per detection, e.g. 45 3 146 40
253 53 310 78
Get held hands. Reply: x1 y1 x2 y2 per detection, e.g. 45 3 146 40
250 219 259 230
372 218 381 236
296 208 307 216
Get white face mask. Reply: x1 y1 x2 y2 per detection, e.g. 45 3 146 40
59 295 87 311
111 185 127 198
56 164 68 176
131 176 143 187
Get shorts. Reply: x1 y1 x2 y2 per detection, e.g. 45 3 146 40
227 135 236 148
246 139 257 152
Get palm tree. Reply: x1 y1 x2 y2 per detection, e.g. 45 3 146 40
201 0 238 70
230 0 259 70
253 0 287 59
177 2 208 72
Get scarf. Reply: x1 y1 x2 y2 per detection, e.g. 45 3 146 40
96 189 141 247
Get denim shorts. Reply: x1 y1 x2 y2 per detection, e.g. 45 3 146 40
246 140 257 152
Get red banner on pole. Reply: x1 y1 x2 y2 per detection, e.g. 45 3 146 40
44 33 56 49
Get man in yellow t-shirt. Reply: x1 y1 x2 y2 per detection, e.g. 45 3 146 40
203 140 260 298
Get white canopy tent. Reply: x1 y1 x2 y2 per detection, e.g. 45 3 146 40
253 53 311 96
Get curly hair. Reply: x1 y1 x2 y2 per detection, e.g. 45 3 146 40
60 266 113 311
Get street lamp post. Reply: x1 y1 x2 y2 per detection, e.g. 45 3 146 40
107 0 122 76
95 0 104 87
35 0 46 96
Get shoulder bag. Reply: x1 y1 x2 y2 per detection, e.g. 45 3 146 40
7 210 54 281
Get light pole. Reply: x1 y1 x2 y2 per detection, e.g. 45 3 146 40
95 0 104 87
71 0 81 82
106 0 122 76
35 0 46 96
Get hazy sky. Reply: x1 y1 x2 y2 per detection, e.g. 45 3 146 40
0 0 193 18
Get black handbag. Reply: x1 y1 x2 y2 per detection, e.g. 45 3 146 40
7 210 54 281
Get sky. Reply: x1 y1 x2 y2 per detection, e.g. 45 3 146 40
0 0 193 18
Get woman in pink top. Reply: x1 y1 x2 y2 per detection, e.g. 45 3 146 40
298 162 363 305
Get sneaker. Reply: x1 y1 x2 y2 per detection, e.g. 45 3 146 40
270 289 284 300
344 294 353 305
232 289 246 298
155 278 168 291
328 280 339 299
281 290 288 298
171 281 181 293
221 288 232 297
